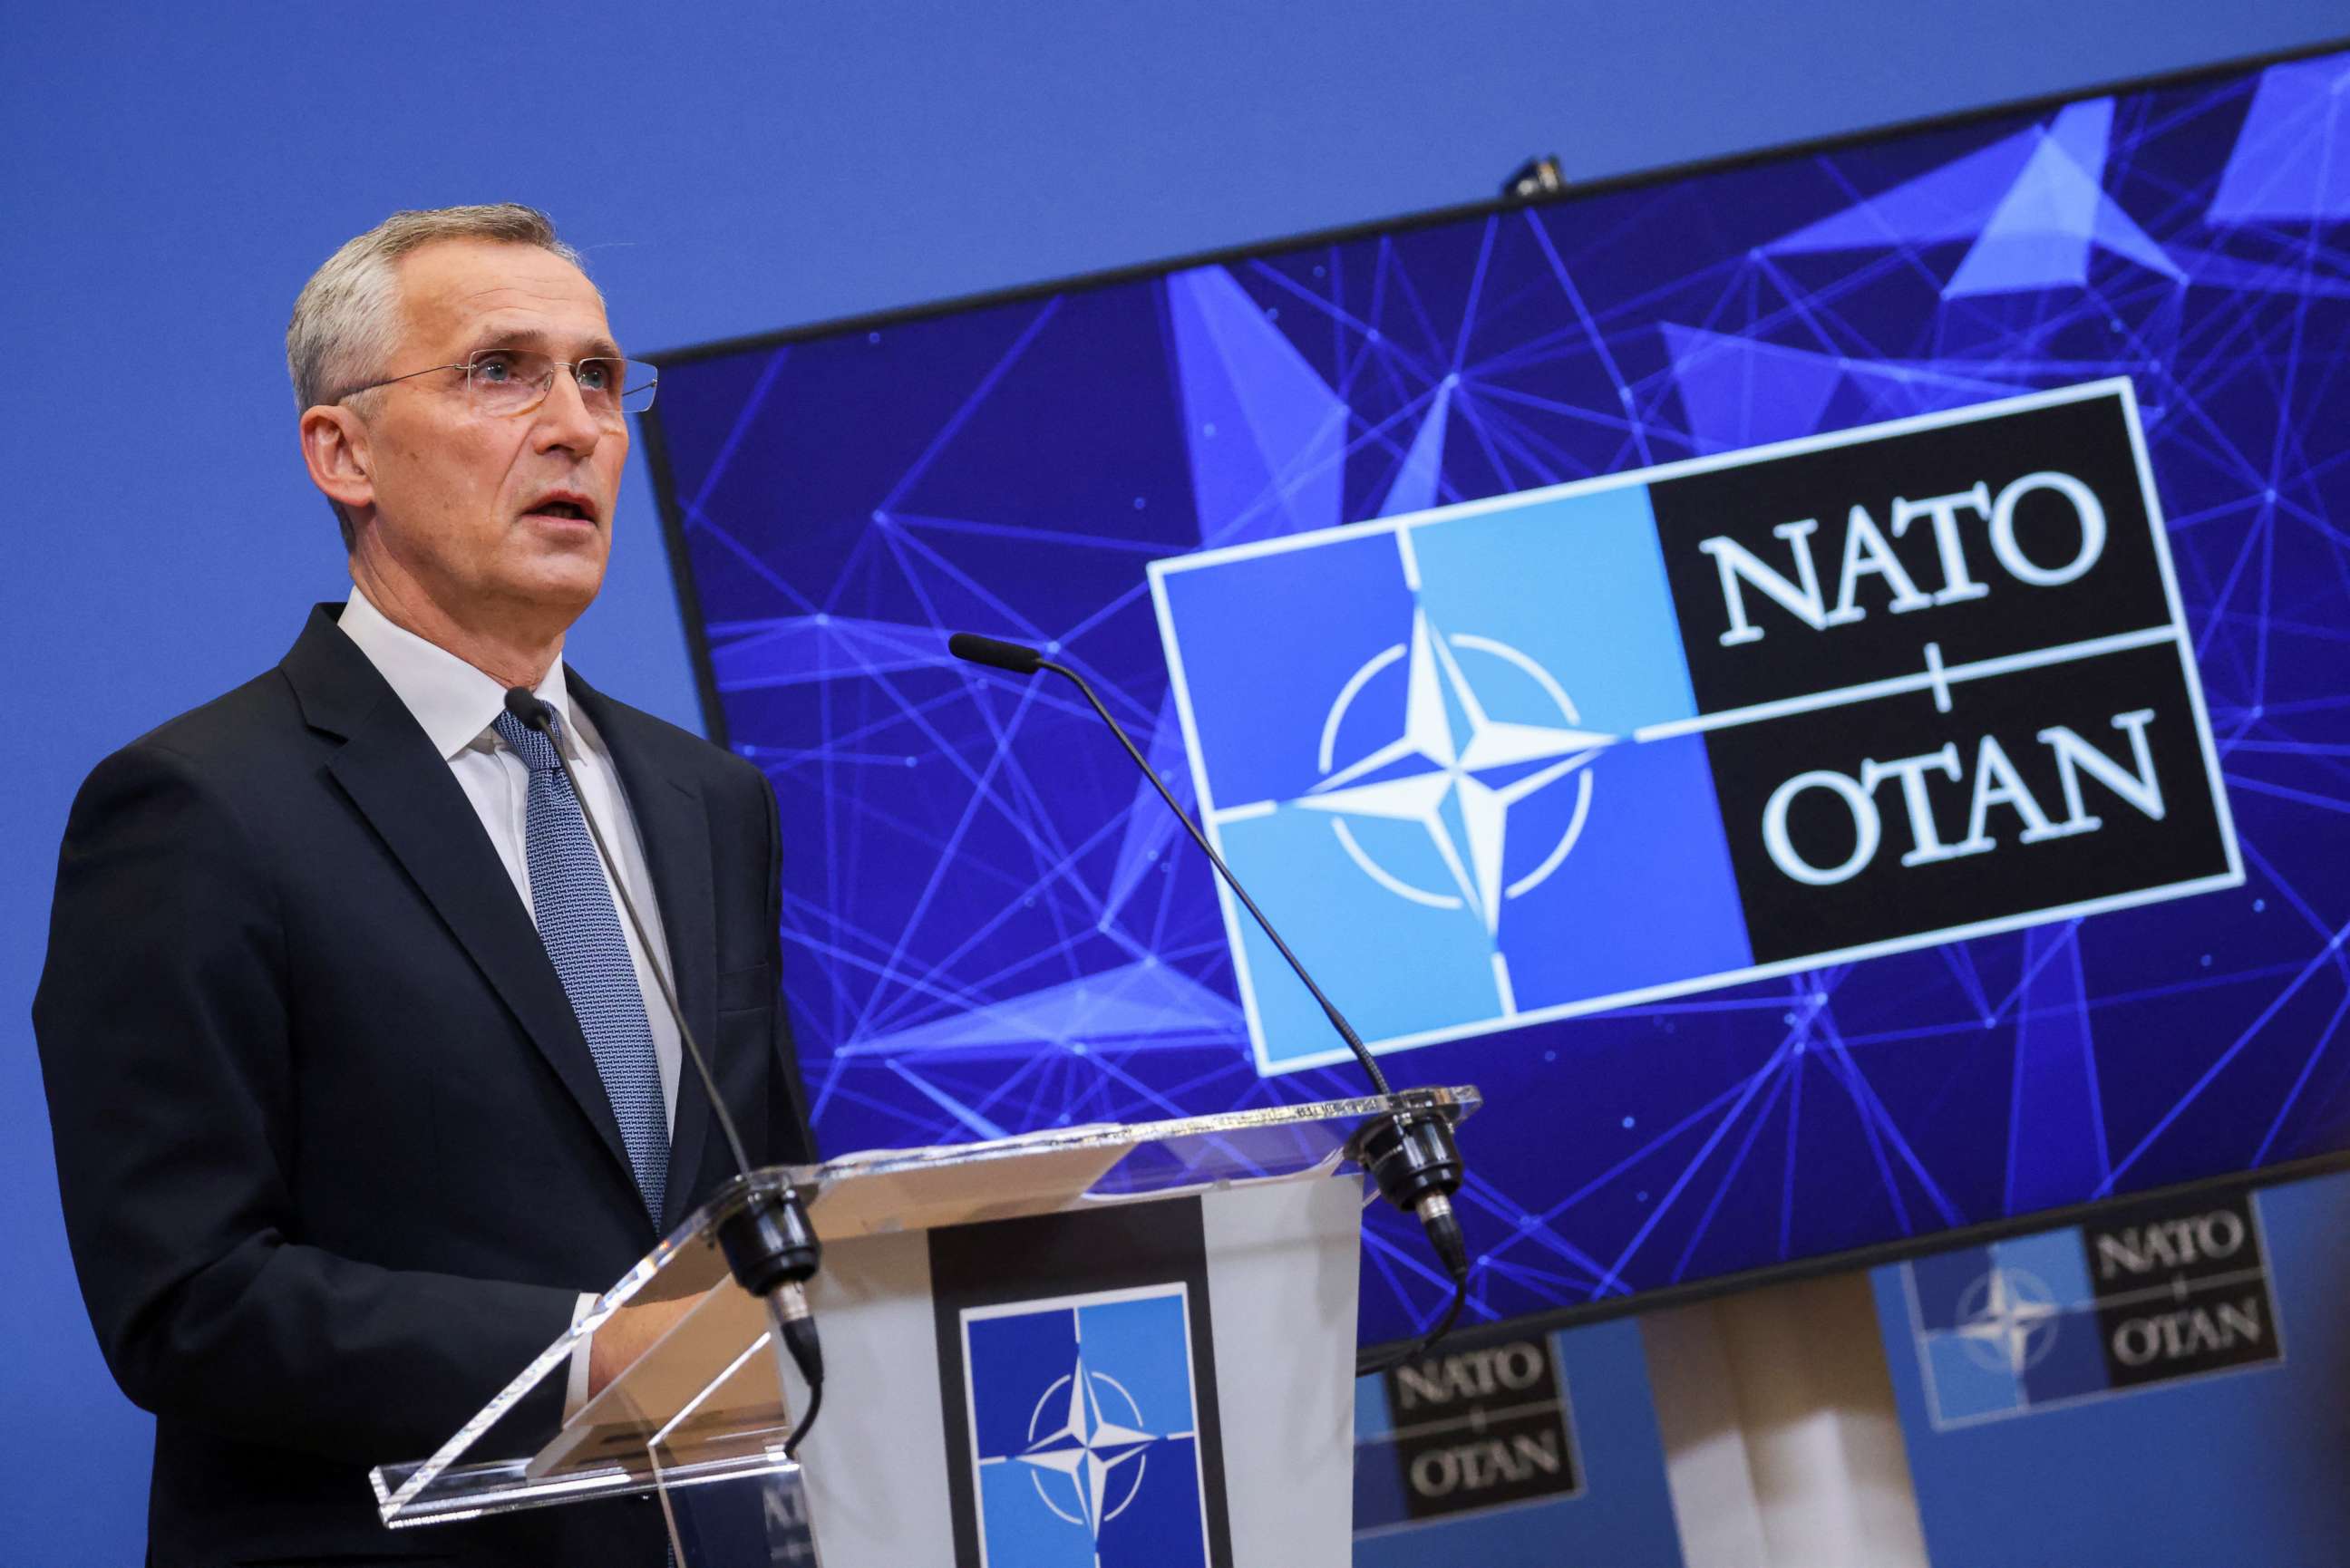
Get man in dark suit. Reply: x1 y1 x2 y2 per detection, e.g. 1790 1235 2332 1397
34 204 811 1566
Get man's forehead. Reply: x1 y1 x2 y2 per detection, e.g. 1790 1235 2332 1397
397 240 615 346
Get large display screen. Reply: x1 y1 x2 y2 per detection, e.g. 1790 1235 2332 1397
644 45 2350 1346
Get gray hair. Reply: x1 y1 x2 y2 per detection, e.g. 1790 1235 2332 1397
286 204 585 548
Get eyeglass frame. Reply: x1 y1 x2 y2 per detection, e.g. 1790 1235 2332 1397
331 349 658 421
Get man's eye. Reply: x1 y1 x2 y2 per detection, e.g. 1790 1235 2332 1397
577 360 616 393
471 353 518 383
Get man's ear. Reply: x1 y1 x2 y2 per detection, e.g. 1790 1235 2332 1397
300 403 374 513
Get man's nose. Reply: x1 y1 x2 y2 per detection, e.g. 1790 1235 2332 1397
533 365 607 454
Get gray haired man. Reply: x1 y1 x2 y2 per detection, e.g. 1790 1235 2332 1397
36 206 811 1566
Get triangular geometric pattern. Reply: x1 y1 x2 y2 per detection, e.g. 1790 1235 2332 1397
1772 127 2042 252
1661 324 1844 450
1164 265 1347 548
1662 324 2029 451
2209 54 2350 222
1772 99 2180 295
1102 689 1194 926
1376 376 1453 518
841 959 1243 1057
1946 102 2181 295
2044 93 2111 174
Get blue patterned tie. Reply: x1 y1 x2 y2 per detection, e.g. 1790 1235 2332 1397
494 707 668 1224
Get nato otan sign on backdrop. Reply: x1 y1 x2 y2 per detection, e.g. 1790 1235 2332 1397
1151 379 2239 1074
1897 1190 2283 1428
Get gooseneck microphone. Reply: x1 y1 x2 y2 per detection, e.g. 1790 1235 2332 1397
946 633 1043 676
502 689 826 1455
942 636 1471 1373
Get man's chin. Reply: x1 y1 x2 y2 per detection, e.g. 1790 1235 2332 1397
498 557 607 620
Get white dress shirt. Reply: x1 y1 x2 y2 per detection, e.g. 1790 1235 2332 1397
336 587 676 1413
337 587 683 1126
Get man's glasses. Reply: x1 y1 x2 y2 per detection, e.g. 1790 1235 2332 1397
335 350 658 423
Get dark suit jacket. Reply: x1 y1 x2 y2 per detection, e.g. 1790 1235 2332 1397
34 605 815 1567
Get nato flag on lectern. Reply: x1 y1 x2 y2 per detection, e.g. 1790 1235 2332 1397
964 1287 1213 1566
931 1201 1237 1568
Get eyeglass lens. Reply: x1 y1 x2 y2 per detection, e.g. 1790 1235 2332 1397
466 351 657 419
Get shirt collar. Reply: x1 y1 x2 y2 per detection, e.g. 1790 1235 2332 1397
336 586 578 761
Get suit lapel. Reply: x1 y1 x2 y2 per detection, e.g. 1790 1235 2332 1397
284 607 637 1194
571 677 719 1232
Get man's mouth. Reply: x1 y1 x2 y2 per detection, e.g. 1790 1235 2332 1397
525 492 598 524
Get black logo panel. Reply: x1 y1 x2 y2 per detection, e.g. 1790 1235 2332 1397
1704 642 2233 964
1358 1327 1581 1528
2083 1193 2281 1391
1651 390 2172 716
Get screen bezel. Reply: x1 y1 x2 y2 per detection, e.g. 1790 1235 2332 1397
636 33 2350 1344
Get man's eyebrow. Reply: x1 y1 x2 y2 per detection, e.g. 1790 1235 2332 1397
464 325 626 360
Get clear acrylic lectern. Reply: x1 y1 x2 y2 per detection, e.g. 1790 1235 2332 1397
371 1086 1478 1567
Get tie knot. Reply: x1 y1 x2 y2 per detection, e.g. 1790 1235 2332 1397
492 706 565 774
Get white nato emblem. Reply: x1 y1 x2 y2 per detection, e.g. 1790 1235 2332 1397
1955 1266 2063 1375
1298 608 1617 935
1017 1353 1160 1538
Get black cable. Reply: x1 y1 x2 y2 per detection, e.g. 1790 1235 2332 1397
776 1286 824 1459
783 1378 822 1461
1355 1192 1471 1379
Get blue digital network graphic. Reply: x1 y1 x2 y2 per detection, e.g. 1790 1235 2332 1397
652 50 2350 1344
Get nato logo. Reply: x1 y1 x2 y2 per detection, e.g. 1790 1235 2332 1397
1150 379 2240 1073
961 1285 1216 1568
1909 1230 2097 1428
1901 1195 2281 1428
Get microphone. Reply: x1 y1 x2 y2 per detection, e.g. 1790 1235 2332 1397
946 632 1042 675
502 688 826 1454
943 639 1471 1372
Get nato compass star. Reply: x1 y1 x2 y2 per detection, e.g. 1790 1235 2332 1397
1299 608 1617 934
1016 1354 1158 1537
1955 1266 2063 1376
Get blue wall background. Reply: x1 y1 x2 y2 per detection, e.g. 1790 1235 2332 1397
3 5 2341 1558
